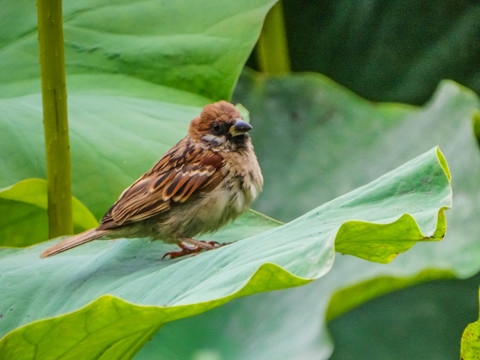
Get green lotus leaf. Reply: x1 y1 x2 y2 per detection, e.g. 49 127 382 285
182 71 476 360
0 179 98 247
460 289 480 360
136 72 479 360
1 0 277 101
0 147 450 359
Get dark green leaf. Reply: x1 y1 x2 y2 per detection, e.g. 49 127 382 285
278 1 480 104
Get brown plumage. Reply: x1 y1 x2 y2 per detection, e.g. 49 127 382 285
40 101 263 259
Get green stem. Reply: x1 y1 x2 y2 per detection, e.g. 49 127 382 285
37 0 73 237
256 1 291 75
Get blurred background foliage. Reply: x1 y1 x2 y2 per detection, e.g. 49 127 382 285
248 0 480 105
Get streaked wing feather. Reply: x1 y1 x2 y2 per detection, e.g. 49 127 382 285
101 139 224 227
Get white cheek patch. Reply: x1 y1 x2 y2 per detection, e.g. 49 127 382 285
202 134 225 145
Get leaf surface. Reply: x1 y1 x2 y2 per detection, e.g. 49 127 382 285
0 148 450 359
136 73 480 360
0 179 98 247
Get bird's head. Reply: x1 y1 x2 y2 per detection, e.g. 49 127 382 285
189 101 252 149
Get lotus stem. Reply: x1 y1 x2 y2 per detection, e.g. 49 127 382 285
37 0 73 237
256 1 291 75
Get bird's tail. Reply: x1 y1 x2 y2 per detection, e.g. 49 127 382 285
40 229 109 258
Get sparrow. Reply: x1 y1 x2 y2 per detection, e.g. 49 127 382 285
40 101 263 259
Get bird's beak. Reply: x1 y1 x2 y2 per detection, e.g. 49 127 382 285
229 119 252 137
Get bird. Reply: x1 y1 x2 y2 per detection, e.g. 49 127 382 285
40 101 263 259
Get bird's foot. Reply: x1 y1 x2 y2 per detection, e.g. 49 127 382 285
162 239 230 260
162 242 202 260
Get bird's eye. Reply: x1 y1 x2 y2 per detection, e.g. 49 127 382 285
212 123 221 134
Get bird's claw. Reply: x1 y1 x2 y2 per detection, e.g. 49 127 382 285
162 240 230 260
162 246 199 260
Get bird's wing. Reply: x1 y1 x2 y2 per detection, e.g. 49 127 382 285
99 139 224 228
